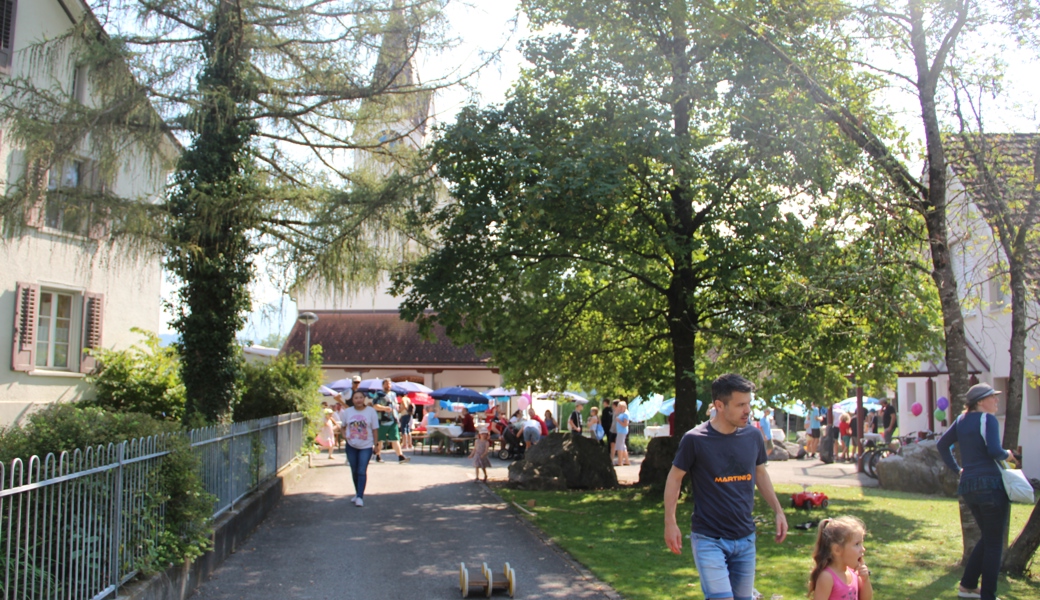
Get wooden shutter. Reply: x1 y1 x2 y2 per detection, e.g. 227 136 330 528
79 292 104 373
0 0 16 70
11 281 37 372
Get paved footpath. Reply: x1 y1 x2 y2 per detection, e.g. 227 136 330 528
189 450 615 600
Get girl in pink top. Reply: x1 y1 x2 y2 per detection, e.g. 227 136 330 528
809 516 873 600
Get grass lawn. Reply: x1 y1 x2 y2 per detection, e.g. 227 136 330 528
495 483 1040 600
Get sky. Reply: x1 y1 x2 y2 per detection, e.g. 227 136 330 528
160 2 1040 347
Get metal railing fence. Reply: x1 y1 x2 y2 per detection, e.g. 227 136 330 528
0 412 304 600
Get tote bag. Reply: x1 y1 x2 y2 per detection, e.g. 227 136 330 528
980 414 1035 504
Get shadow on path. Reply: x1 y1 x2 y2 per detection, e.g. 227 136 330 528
190 452 613 600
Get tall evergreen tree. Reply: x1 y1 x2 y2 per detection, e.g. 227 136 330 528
2 0 470 421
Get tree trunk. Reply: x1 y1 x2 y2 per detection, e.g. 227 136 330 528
1003 258 1027 448
664 4 699 437
1004 501 1040 574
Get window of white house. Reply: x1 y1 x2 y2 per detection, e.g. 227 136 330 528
0 0 15 73
35 290 74 369
12 283 104 374
71 65 88 104
1026 379 1040 417
994 377 1009 416
46 160 93 235
988 273 1007 310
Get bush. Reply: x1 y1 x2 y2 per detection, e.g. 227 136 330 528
626 434 649 456
83 329 186 421
234 347 323 424
0 404 213 579
0 403 178 464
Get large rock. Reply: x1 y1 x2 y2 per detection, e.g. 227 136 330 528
639 436 682 490
778 439 805 459
768 444 790 461
508 432 618 490
875 440 959 496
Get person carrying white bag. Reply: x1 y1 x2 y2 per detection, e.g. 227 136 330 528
938 383 1025 600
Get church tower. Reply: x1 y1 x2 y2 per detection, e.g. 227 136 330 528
285 2 501 392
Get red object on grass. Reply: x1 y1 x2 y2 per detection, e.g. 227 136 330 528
791 490 829 509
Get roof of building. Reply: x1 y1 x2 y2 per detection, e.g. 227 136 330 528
947 133 1040 280
282 311 489 367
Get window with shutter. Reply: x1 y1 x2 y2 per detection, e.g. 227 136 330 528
11 281 37 372
44 160 106 237
79 292 104 373
0 0 16 72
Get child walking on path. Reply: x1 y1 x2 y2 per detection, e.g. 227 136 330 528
470 427 492 482
809 516 873 600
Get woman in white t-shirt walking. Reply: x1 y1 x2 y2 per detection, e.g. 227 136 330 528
340 391 380 507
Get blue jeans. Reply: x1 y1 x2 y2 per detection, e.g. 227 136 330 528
345 446 373 499
961 489 1010 600
691 532 756 600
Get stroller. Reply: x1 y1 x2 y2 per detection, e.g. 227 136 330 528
497 423 526 460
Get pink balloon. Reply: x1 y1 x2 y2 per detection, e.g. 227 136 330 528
910 402 923 416
518 394 530 410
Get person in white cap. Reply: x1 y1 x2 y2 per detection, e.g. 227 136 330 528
937 383 1018 600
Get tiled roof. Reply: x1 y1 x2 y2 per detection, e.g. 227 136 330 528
282 311 488 366
947 133 1040 282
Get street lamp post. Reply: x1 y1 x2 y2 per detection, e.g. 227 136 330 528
297 312 319 365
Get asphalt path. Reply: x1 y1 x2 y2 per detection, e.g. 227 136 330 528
189 449 615 600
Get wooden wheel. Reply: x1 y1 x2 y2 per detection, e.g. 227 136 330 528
483 563 493 598
508 567 516 597
503 562 511 580
460 563 469 598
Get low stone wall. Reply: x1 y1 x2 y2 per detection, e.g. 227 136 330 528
122 456 311 600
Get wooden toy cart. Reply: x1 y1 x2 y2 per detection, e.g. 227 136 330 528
459 562 515 597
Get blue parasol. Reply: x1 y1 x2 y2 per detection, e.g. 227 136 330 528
627 394 664 422
396 381 433 394
327 378 356 392
431 386 488 403
357 378 407 395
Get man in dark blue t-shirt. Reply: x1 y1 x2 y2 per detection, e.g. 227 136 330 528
664 373 788 600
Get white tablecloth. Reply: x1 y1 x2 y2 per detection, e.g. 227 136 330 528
645 425 669 438
427 425 462 438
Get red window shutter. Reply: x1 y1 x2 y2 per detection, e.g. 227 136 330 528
79 292 104 374
11 281 37 372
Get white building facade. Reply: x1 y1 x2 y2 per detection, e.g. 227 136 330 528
0 0 172 424
897 137 1040 480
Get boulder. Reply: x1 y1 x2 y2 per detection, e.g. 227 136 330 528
767 444 790 461
508 432 618 490
639 436 682 490
875 440 959 496
779 440 806 459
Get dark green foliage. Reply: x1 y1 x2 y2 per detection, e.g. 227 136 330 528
234 348 323 423
0 405 213 578
0 404 177 464
166 2 259 424
150 435 215 568
398 0 941 436
83 329 186 420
